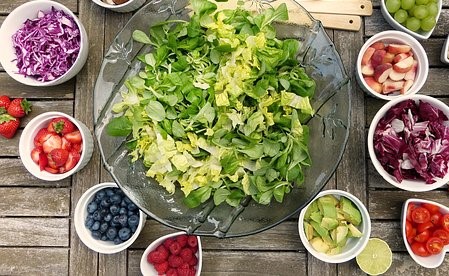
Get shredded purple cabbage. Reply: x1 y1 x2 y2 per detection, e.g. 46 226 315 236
374 99 449 184
12 7 81 82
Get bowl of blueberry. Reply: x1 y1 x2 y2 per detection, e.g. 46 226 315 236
74 182 146 254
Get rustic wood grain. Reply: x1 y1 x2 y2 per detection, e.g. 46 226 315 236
0 0 78 13
0 218 68 246
386 252 449 275
0 187 70 216
0 248 69 276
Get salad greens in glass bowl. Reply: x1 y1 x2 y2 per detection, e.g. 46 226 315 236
94 0 350 237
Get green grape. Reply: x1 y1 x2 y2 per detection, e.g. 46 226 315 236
386 0 401 13
421 16 436 31
401 0 415 10
414 5 429 19
394 9 409 23
427 3 438 16
406 17 421 32
416 0 429 4
408 5 417 16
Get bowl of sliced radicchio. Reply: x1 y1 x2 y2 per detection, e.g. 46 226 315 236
368 94 449 191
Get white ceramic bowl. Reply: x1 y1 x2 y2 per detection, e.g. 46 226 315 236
368 94 449 191
19 112 94 181
0 0 88 86
402 198 449 268
140 231 202 276
380 0 442 40
441 34 449 64
91 0 146 13
298 189 371 263
356 30 428 101
74 182 147 254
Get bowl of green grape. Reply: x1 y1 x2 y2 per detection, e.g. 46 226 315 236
381 0 442 40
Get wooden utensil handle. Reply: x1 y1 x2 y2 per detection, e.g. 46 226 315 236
311 13 362 31
297 0 373 16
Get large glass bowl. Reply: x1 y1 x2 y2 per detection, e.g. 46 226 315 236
93 0 351 238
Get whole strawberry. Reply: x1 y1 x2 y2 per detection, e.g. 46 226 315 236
7 98 31 118
0 114 20 139
0 95 11 114
48 117 75 134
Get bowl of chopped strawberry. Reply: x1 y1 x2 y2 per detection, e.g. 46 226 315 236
19 111 94 181
140 232 202 276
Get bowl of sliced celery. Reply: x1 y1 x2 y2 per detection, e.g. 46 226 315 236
93 0 350 237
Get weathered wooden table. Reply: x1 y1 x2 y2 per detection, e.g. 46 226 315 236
1 0 449 275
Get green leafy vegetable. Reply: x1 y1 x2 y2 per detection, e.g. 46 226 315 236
107 0 316 208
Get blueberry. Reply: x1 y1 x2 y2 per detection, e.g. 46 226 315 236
87 213 93 220
127 203 137 211
124 197 132 204
106 227 118 240
118 227 131 241
104 188 115 197
120 200 127 208
99 207 109 218
100 222 109 233
95 190 106 201
110 194 122 205
91 231 102 240
119 207 127 215
91 221 100 231
111 215 121 227
100 198 111 208
128 215 139 228
128 210 136 217
92 210 102 221
110 205 120 216
104 213 112 222
87 201 98 214
113 237 122 245
101 235 108 241
130 225 137 233
85 218 95 229
118 214 128 227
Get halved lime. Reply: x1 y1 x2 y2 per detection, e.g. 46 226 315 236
356 238 392 275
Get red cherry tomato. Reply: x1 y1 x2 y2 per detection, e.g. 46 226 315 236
441 214 449 232
417 221 434 233
405 221 417 244
411 207 431 224
407 203 418 222
426 237 444 255
411 242 431 257
430 212 442 225
414 229 431 243
433 229 449 245
421 203 440 214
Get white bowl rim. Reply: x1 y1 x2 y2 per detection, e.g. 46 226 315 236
401 198 449 268
91 0 143 8
140 231 203 276
356 30 429 101
298 189 371 263
74 182 147 254
367 94 449 191
441 34 449 64
0 0 87 86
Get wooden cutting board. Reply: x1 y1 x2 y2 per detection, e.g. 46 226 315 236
297 0 372 16
311 13 361 31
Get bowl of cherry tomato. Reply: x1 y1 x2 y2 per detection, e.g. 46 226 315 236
402 198 449 268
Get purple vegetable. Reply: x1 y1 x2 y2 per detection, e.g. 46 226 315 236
11 7 80 82
374 99 449 184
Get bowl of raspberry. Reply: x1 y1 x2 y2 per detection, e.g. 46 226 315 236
140 232 202 276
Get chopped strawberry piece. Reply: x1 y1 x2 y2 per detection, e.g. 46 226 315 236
49 148 69 167
64 130 82 144
38 152 48 171
64 151 80 172
44 166 59 174
34 128 52 147
61 137 72 151
42 134 62 154
31 147 43 164
71 142 82 153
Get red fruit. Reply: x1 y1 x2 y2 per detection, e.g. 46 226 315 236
47 117 75 134
188 255 198 266
147 250 167 264
176 235 188 247
7 98 31 118
61 137 72 151
180 248 193 263
39 152 48 171
42 134 62 154
177 263 191 276
168 255 184 268
31 147 43 164
164 237 175 248
156 244 169 261
169 241 182 255
64 130 82 144
64 151 81 171
166 268 178 276
71 142 82 153
154 261 169 274
187 236 198 248
0 114 20 139
44 166 59 174
49 148 69 167
0 95 11 113
34 128 52 147
189 268 196 276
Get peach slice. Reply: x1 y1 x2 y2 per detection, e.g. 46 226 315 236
371 49 387 68
361 63 374 76
404 60 418 81
393 56 414 73
389 70 406 81
382 79 405 94
371 41 386 50
362 47 376 66
401 79 414 94
387 44 412 55
374 63 393 83
364 77 382 93
382 52 395 64
393 53 410 64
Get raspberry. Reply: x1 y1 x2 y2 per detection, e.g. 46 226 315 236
176 234 188 247
169 241 182 255
187 235 198 248
166 268 178 276
156 244 169 260
147 250 166 264
154 261 169 274
189 268 196 276
168 255 184 268
164 237 175 248
188 255 198 266
177 263 190 276
180 247 193 263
